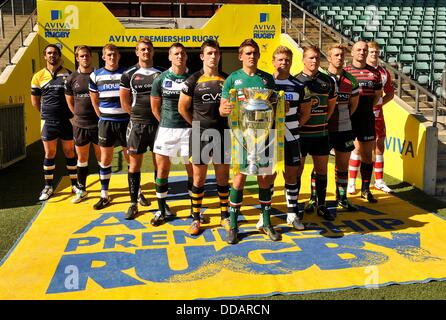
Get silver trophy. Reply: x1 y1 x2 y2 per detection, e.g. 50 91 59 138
229 88 275 175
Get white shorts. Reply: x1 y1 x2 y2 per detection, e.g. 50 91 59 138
153 127 191 158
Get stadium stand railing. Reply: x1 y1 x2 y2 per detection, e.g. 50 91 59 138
277 0 445 128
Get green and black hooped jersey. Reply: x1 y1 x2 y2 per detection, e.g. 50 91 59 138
295 71 337 138
222 68 276 101
181 69 228 130
64 69 98 129
151 67 191 128
31 66 73 121
120 64 162 125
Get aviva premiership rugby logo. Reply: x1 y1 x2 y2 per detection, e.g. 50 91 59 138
45 5 79 38
253 13 276 39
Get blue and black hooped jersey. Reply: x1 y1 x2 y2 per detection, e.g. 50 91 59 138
89 67 129 122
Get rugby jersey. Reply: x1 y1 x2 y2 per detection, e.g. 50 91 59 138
120 64 162 125
31 66 72 121
344 64 382 122
373 65 394 121
89 66 129 122
295 71 337 138
151 67 191 128
181 69 228 129
222 68 275 101
64 69 98 129
324 69 359 132
274 75 309 141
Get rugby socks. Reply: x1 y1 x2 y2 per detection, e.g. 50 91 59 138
128 171 141 205
155 177 168 215
187 176 193 213
66 157 78 187
285 183 299 214
360 162 373 192
259 188 272 227
77 161 89 191
374 154 384 185
229 188 243 229
99 164 112 199
191 185 205 221
310 169 317 200
217 184 229 219
315 173 328 207
349 152 361 186
335 167 349 201
43 158 55 187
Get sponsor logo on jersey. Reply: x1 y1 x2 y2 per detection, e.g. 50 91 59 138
165 80 173 88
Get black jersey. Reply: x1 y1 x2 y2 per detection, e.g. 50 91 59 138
120 64 162 124
295 71 337 138
181 69 227 130
65 69 98 128
31 66 72 121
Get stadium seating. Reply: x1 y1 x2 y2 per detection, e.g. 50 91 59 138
298 0 446 94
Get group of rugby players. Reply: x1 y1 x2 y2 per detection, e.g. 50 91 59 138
30 37 393 244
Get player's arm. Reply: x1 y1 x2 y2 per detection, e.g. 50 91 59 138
31 95 41 113
178 92 193 125
150 96 162 122
65 94 75 114
64 76 75 114
349 94 359 115
89 91 101 117
373 73 383 106
31 74 41 113
219 77 233 117
298 100 312 126
119 87 132 115
382 70 395 106
326 77 337 119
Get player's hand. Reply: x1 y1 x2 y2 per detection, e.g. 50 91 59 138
220 100 233 116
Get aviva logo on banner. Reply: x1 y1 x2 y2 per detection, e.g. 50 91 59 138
260 13 270 23
51 10 63 20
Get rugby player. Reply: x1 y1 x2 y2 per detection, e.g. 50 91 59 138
345 41 383 203
324 44 359 211
271 45 311 230
367 41 395 193
31 44 78 201
89 44 130 210
65 45 100 204
178 39 230 235
120 37 162 219
219 39 280 244
296 46 337 221
150 43 192 226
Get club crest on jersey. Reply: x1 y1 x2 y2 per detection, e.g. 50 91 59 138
234 79 242 86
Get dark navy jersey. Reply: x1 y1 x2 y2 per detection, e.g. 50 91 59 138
181 69 228 130
65 69 98 129
31 66 73 121
89 66 129 122
120 64 162 125
274 75 309 141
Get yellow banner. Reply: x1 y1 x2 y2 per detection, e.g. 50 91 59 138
1 167 446 299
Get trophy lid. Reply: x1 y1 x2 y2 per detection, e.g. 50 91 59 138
242 88 273 100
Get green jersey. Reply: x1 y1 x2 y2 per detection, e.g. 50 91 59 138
222 68 275 101
151 68 191 128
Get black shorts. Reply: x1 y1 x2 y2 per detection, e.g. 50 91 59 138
300 136 330 157
285 139 301 166
126 121 158 154
351 113 376 142
73 126 99 146
190 127 231 165
41 119 73 141
329 130 355 152
98 120 128 148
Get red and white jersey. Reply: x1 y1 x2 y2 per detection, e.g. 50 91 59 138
373 65 394 121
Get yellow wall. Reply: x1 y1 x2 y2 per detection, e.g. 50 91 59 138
383 100 426 189
0 35 42 145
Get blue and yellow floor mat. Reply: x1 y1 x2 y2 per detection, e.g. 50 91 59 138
1 165 446 299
